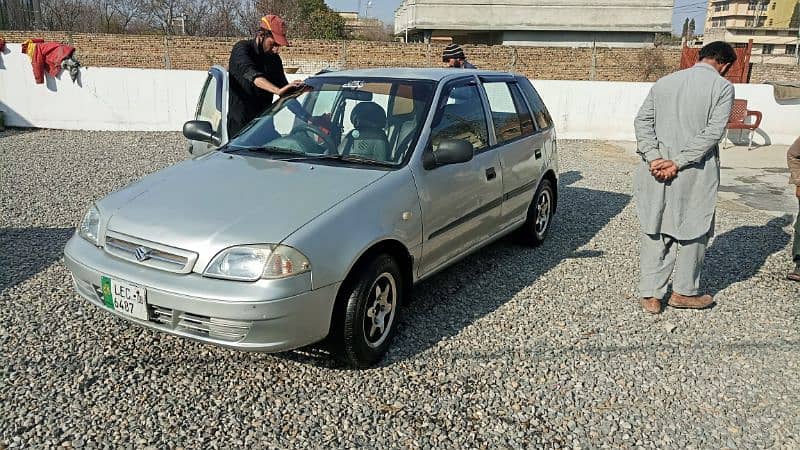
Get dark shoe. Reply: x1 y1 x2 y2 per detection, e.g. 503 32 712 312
668 293 715 310
788 267 800 282
641 297 662 314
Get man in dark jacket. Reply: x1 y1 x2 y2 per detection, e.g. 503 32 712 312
228 14 303 136
442 43 477 69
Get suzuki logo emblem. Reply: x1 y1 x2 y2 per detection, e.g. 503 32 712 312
134 246 152 262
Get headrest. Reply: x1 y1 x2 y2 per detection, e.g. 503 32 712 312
351 102 386 129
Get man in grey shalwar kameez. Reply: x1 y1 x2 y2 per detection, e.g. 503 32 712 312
633 42 737 314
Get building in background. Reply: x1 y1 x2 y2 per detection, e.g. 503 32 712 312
704 0 799 64
338 11 386 39
393 0 673 48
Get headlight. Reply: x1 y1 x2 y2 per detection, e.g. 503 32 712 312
204 245 310 281
78 205 101 246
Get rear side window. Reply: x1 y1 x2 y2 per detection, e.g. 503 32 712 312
430 83 489 152
483 82 522 144
509 84 535 135
391 84 415 115
517 77 553 130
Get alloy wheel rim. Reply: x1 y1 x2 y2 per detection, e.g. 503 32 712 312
535 190 552 237
363 272 397 348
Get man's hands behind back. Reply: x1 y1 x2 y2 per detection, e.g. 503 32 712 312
650 159 678 182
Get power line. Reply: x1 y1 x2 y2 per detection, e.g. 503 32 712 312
673 1 712 10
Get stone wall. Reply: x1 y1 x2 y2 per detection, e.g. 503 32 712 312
1 31 798 82
750 63 800 83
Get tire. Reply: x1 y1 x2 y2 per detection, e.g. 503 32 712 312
331 254 403 368
516 178 556 247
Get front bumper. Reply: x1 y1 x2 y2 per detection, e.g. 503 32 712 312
64 235 339 352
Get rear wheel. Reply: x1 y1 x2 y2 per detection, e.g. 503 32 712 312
516 178 556 246
331 254 403 368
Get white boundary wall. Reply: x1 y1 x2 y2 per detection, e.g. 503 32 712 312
2 43 799 144
533 80 800 145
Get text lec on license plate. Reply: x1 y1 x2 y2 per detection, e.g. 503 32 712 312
100 276 148 320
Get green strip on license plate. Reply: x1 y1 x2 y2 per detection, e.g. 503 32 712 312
100 276 114 309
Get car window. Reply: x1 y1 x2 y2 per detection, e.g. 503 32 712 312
391 85 415 115
271 102 297 135
311 87 339 116
517 77 554 130
342 93 390 135
483 82 524 144
509 84 536 135
196 75 221 134
429 83 489 153
230 78 434 166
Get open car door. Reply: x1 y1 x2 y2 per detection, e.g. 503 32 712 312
185 65 229 156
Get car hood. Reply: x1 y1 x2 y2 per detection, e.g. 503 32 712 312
102 152 387 254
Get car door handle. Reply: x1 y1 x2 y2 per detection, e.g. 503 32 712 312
485 167 496 180
534 149 542 159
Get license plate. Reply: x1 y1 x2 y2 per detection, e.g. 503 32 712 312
100 276 148 320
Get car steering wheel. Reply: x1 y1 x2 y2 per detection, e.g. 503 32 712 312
291 123 338 155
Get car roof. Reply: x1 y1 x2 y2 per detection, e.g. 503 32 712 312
311 68 517 82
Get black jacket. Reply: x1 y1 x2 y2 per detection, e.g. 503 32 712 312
227 39 289 136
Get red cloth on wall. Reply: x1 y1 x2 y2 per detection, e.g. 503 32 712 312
21 39 76 84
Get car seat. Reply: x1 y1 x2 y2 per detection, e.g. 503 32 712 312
339 102 390 161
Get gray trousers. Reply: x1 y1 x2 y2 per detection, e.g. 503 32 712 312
639 233 709 299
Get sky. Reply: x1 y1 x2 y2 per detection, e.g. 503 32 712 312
325 0 709 37
672 0 709 36
325 0 404 24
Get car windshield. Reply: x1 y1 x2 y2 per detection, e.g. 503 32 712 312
228 77 436 167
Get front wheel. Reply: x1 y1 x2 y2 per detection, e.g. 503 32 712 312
332 254 403 368
516 178 556 246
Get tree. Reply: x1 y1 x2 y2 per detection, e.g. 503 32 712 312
688 18 696 39
351 21 394 42
251 0 346 39
305 8 345 39
681 17 689 39
40 0 98 31
147 0 217 35
185 0 245 36
0 0 35 29
1 0 347 38
108 0 149 33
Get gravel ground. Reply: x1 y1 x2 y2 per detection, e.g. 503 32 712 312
1 129 798 448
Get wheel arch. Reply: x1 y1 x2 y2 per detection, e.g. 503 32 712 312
340 239 414 301
328 239 415 338
541 169 558 212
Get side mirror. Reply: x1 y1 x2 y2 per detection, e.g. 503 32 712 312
422 139 474 170
183 120 220 146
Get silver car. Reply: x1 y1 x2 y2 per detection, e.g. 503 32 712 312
64 68 559 367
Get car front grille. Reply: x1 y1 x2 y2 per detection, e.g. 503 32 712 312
177 312 251 342
149 305 174 325
103 231 198 274
146 305 250 342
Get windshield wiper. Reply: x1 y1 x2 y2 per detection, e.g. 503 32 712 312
282 153 396 168
223 145 305 156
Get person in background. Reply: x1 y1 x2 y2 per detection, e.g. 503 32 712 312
787 137 800 281
442 43 477 69
227 14 303 136
633 41 737 314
